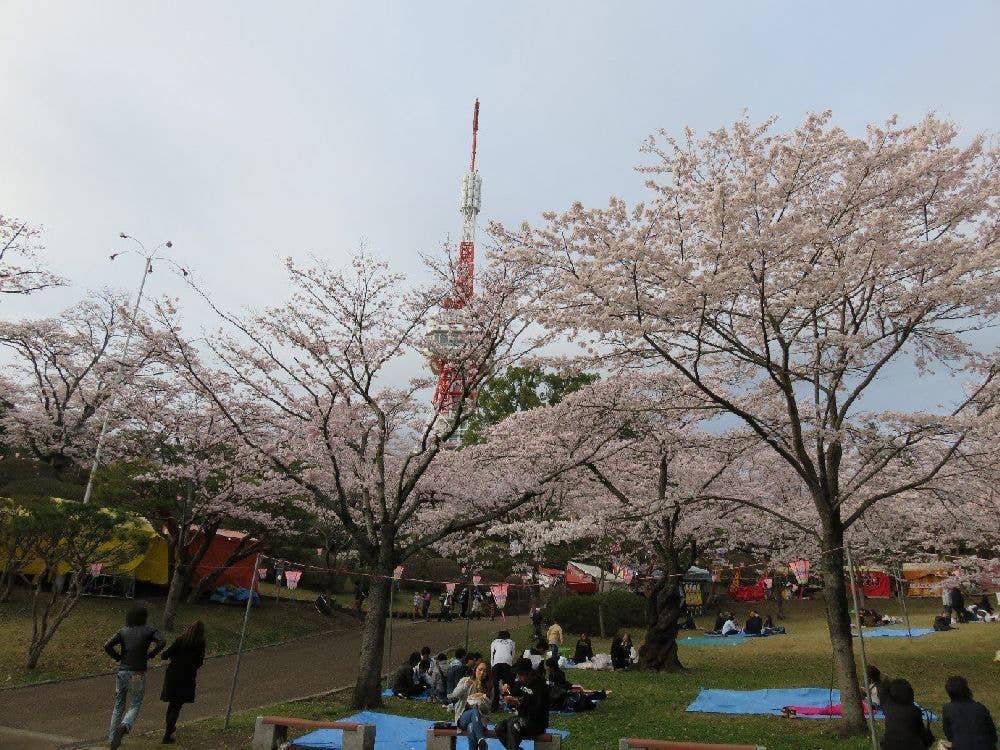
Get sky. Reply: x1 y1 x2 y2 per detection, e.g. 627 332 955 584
2 1 999 407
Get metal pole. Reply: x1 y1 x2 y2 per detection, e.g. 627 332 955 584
464 575 473 651
82 256 153 504
384 577 393 684
224 552 261 729
896 563 912 637
846 545 879 750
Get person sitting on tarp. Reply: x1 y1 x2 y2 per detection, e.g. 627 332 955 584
721 615 741 636
496 658 550 750
744 611 763 635
934 609 956 631
445 648 470 697
573 633 594 663
392 652 424 697
859 608 882 627
545 658 606 712
712 610 726 632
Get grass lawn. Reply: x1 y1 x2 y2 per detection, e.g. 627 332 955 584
115 598 1000 750
0 588 346 688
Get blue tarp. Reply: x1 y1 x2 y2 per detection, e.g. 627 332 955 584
679 636 749 646
856 627 935 638
380 688 436 701
291 711 569 749
686 688 937 721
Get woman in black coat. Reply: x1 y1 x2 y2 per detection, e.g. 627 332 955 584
881 678 934 750
160 620 206 743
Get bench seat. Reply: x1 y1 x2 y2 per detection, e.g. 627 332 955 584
427 726 562 749
252 716 375 750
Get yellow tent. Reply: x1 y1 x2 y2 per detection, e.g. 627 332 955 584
133 534 169 585
18 507 158 578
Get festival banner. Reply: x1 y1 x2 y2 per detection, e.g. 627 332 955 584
285 570 302 589
490 583 509 609
393 565 405 580
789 559 811 585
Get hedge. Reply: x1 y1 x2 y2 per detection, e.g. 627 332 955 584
551 589 648 635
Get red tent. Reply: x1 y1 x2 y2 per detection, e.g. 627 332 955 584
565 563 598 594
189 529 258 589
858 569 892 598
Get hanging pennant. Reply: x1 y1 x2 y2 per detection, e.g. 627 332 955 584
472 574 481 585
258 567 268 581
490 583 509 609
285 570 302 589
89 562 103 577
789 559 811 585
445 582 456 594
393 565 404 580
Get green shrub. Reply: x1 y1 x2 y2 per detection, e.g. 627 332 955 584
552 593 601 634
601 588 648 630
551 589 649 635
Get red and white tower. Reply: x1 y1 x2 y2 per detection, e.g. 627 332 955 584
426 99 482 437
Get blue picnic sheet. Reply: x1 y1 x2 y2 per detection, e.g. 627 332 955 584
856 627 935 638
679 636 749 646
686 688 937 721
380 688 437 701
291 711 569 749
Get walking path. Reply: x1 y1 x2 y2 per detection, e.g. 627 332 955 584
0 614 512 749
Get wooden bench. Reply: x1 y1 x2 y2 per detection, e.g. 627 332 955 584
620 741 765 750
252 716 375 750
427 726 562 750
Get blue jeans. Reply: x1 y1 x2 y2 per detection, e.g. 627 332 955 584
109 669 146 741
458 706 487 750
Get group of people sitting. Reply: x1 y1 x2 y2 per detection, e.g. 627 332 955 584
710 609 785 636
934 594 997 631
865 666 996 749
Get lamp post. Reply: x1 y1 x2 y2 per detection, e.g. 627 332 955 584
82 234 173 504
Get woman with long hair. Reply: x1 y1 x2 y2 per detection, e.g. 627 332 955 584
159 620 206 744
448 659 492 750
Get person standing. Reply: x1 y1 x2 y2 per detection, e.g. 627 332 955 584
530 607 543 640
159 620 206 744
942 675 997 750
489 629 516 711
409 590 420 620
421 589 432 620
545 619 563 661
104 606 167 749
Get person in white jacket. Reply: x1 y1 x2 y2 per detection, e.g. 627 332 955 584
448 660 492 750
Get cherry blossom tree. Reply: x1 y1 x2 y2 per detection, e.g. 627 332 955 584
485 373 771 671
149 250 612 708
0 215 63 298
0 293 159 476
99 383 300 630
501 112 1000 733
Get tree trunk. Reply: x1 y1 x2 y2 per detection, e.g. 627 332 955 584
352 572 391 709
637 576 686 672
162 561 191 632
820 519 866 736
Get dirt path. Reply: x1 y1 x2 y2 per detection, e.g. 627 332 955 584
0 614 515 749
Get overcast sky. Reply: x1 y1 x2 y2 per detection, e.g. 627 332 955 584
2 1 999 407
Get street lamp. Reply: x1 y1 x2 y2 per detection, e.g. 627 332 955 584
81 233 174 504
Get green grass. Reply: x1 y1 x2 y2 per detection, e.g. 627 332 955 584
0 589 345 688
118 598 1000 750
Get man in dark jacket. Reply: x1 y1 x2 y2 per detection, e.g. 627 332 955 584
496 659 550 750
391 652 423 697
104 606 166 749
942 675 997 750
